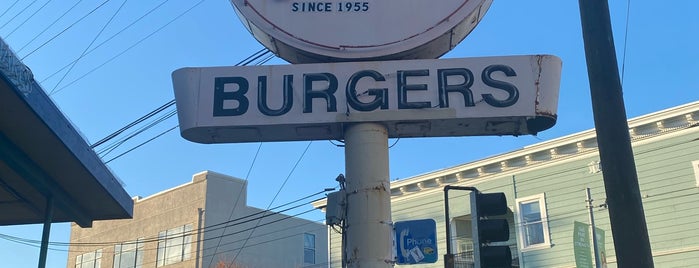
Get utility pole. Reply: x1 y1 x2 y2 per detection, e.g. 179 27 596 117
578 1 654 267
344 123 392 268
585 188 600 268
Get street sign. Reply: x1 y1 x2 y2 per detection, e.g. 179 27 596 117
596 227 607 267
574 221 607 268
574 221 593 268
229 0 492 63
172 55 562 144
394 219 438 265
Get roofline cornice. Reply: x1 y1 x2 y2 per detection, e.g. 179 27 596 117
312 101 699 207
390 101 699 195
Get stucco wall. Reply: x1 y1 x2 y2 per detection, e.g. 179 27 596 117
67 175 205 268
67 171 327 268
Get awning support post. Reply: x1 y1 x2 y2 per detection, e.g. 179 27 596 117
38 196 53 268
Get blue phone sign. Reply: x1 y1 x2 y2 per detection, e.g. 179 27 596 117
394 219 438 265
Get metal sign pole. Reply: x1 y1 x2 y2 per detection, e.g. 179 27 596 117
586 188 600 268
344 123 392 268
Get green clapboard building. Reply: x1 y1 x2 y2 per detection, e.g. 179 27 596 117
314 101 699 268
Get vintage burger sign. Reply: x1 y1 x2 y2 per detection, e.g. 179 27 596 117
173 55 562 143
173 1 563 143
230 0 493 63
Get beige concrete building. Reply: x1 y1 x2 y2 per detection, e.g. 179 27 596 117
67 171 327 268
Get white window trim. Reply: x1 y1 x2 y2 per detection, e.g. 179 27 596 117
515 193 552 252
76 249 103 268
156 224 193 267
114 238 144 268
692 160 699 187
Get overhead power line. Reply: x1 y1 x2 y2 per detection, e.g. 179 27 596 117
621 0 632 85
37 0 172 83
20 0 111 61
0 0 39 32
99 109 177 157
4 0 52 39
45 0 206 95
92 47 273 164
230 141 314 265
15 0 84 54
103 124 177 164
0 0 21 21
2 128 697 264
49 0 128 95
0 187 333 249
91 100 176 148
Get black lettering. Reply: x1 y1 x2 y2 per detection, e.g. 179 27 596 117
346 70 388 111
481 65 519 108
304 73 338 113
438 68 475 108
257 75 293 116
213 77 249 116
397 70 431 109
295 2 334 12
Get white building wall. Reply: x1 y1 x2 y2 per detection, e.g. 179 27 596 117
202 171 328 268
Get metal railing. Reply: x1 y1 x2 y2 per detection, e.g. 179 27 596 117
453 251 475 268
452 243 520 268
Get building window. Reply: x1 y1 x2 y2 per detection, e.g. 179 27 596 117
76 249 102 268
304 233 315 264
114 239 144 268
693 160 699 187
156 224 193 267
516 194 551 250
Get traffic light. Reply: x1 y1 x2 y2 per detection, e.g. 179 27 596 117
471 192 512 268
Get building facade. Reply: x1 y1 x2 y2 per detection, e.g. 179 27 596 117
68 171 327 268
316 101 699 267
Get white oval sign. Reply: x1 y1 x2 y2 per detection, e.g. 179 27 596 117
230 0 492 63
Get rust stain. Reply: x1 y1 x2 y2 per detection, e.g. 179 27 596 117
534 55 544 107
347 247 360 265
372 182 388 191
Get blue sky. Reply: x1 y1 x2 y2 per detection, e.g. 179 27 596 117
1 1 698 267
